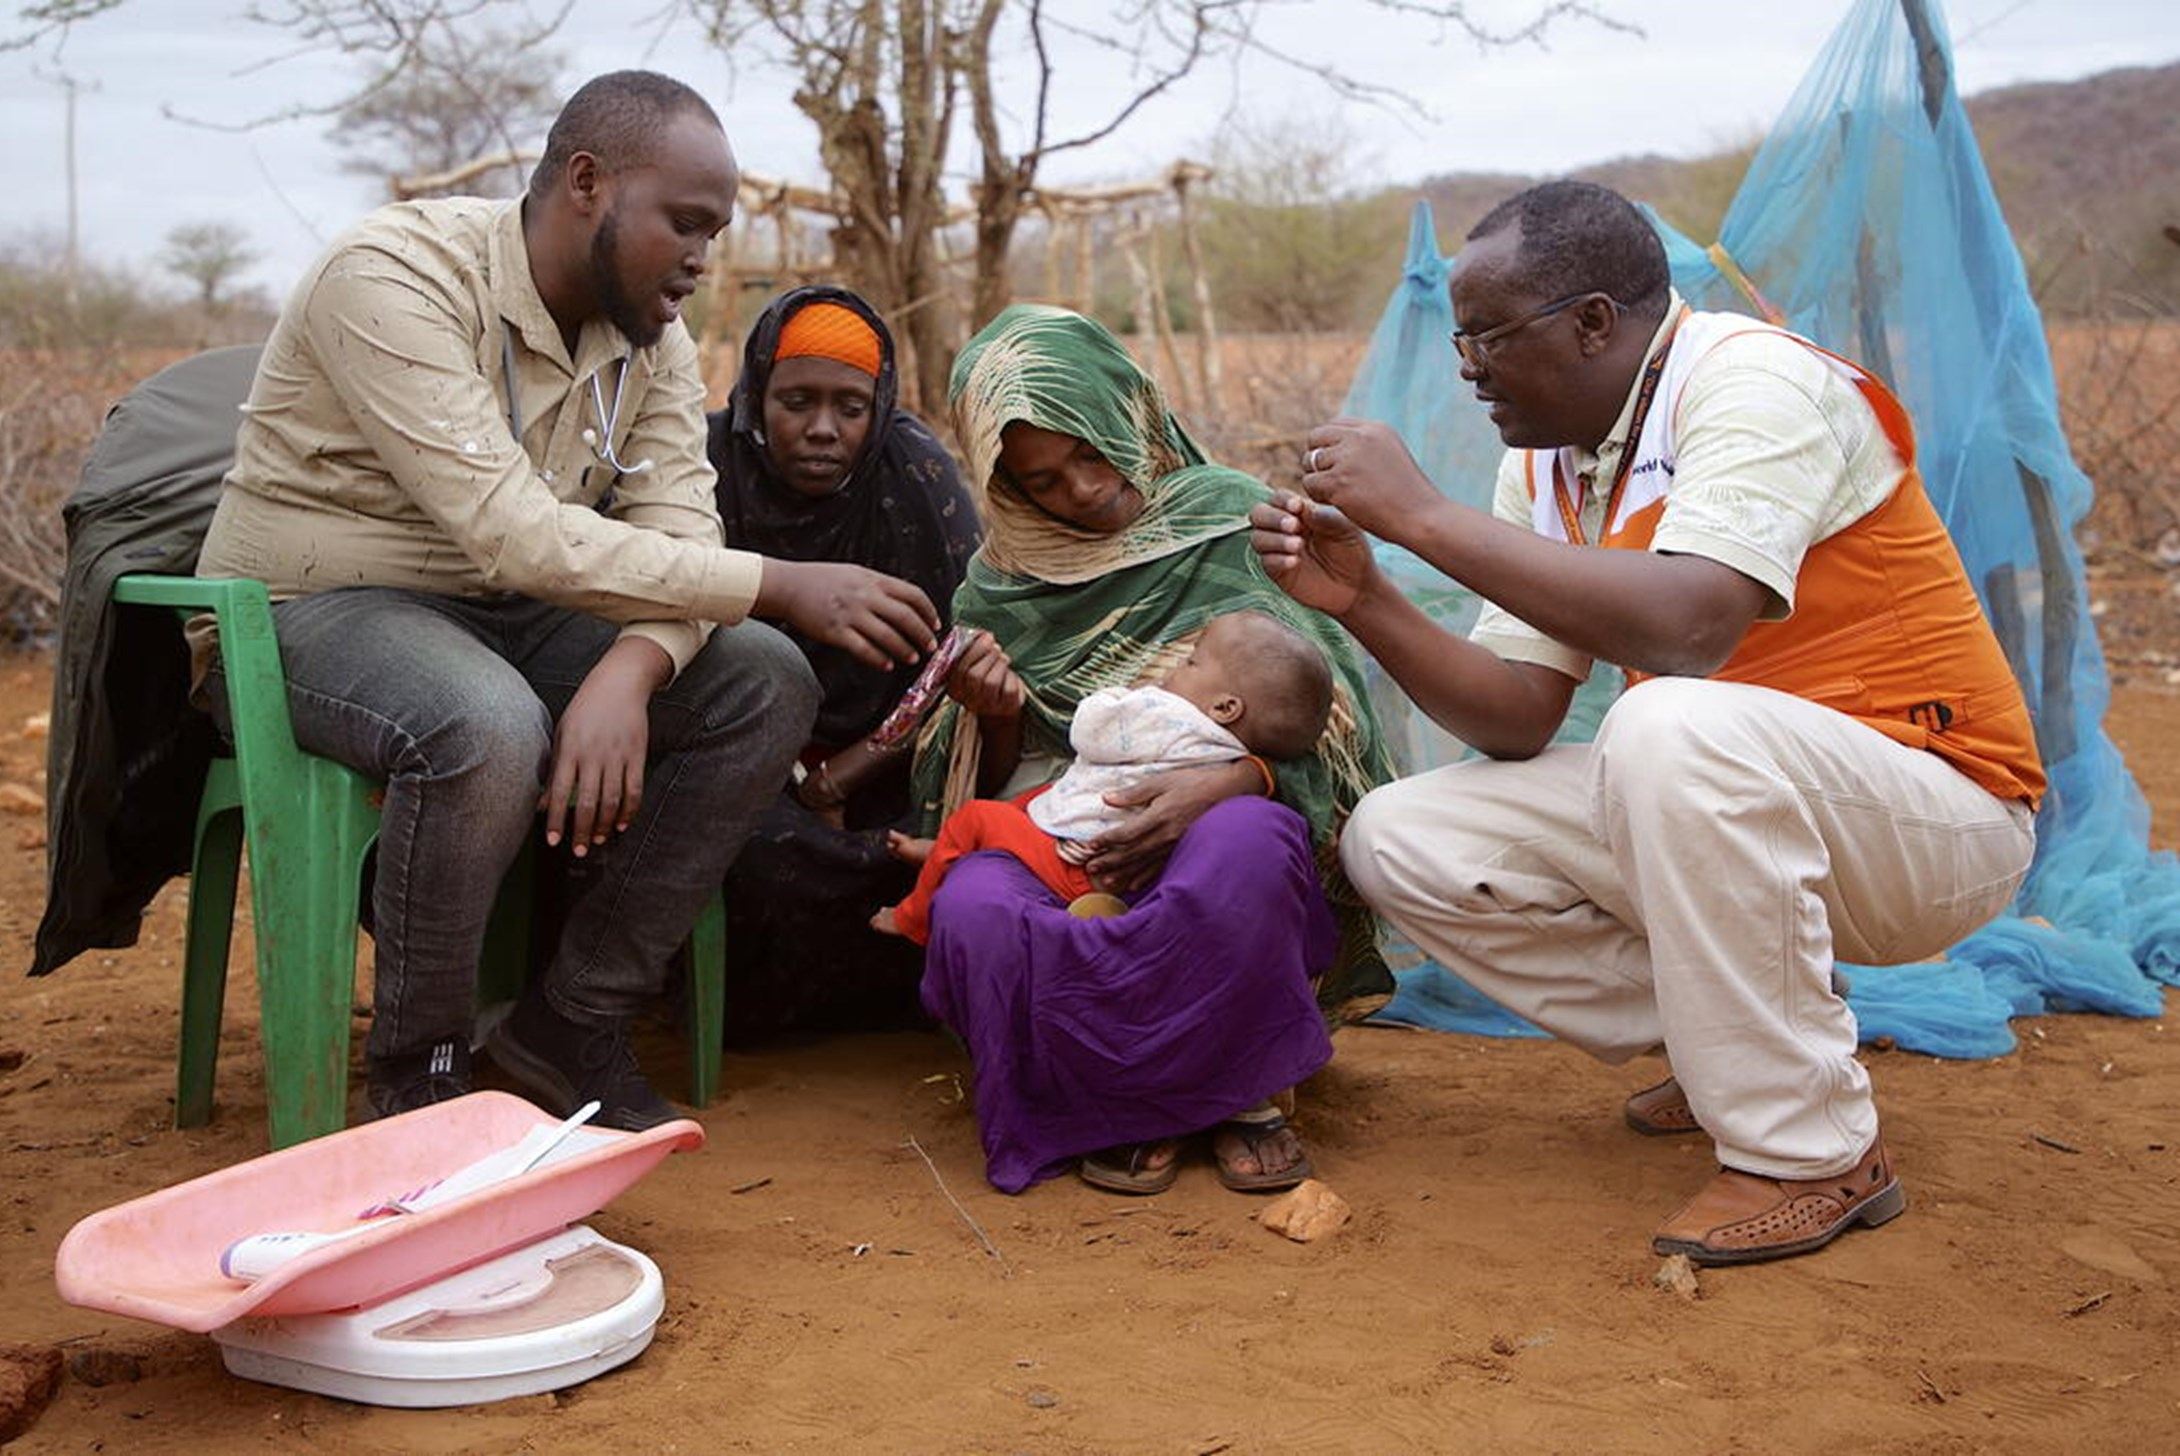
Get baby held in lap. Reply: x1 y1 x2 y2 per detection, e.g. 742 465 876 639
875 610 1334 940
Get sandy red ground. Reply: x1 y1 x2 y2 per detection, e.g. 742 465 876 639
1 640 2176 1452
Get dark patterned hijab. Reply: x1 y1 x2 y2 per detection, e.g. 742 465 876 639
709 285 981 748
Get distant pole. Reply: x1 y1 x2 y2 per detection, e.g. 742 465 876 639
1896 0 1950 127
35 66 93 313
63 73 79 294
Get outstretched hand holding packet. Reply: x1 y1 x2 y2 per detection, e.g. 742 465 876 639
795 626 973 822
870 625 971 749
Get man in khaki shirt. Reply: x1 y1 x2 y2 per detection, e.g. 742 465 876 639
198 70 940 1128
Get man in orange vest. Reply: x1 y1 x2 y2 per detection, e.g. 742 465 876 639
1251 180 2041 1266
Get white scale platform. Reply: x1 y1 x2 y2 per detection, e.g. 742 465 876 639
212 1225 663 1408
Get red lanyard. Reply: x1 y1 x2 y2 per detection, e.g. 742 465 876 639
1552 309 1685 546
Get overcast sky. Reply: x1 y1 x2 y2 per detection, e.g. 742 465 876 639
2 0 2172 298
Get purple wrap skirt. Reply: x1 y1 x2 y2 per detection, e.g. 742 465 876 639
921 795 1337 1192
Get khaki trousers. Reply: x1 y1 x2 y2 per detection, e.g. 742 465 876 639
1341 677 2035 1179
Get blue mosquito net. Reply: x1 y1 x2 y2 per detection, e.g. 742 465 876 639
1349 0 2180 1055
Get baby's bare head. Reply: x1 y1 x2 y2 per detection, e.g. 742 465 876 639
1168 610 1333 760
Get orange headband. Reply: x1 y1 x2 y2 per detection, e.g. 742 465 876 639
775 302 882 377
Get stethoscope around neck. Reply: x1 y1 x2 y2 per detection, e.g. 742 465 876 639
500 324 655 477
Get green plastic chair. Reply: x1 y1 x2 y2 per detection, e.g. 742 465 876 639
113 572 726 1149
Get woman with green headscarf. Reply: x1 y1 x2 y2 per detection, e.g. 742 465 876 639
913 304 1394 1196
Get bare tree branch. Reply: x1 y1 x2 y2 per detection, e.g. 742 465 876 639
1031 1 1222 162
132 0 564 133
1359 0 1634 46
0 0 127 53
392 147 533 197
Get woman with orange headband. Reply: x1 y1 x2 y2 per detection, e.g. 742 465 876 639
705 286 981 1039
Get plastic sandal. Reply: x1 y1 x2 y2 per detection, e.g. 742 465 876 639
1078 1139 1182 1195
1212 1108 1313 1193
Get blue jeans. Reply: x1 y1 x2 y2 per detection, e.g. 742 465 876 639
206 587 818 1061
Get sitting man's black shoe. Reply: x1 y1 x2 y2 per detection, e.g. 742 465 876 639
486 992 678 1132
367 1036 473 1119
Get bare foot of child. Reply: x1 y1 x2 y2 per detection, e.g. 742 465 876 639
885 830 935 866
870 905 905 938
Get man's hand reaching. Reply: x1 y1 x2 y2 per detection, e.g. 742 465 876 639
1249 490 1383 619
755 559 940 668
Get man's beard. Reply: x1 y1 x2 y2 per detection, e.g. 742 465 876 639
590 209 661 348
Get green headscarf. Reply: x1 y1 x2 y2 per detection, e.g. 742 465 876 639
914 304 1394 1020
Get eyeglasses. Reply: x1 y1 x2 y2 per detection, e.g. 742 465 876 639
1450 291 1612 368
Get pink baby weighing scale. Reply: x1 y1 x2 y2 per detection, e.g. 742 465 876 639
54 1092 704 1407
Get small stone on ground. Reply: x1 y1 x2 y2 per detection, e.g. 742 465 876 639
0 1342 64 1443
1258 1178 1351 1243
1653 1254 1701 1300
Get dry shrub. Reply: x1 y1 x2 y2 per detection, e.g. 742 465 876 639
2051 319 2180 564
1170 325 2178 580
8 317 2153 652
1152 331 1370 487
0 349 181 644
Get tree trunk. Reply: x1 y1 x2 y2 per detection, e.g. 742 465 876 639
964 0 1025 334
971 170 1027 331
1173 165 1222 412
891 0 956 415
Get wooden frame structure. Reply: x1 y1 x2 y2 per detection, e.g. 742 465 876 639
392 154 1225 417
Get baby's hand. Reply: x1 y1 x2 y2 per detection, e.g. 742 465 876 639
885 829 935 866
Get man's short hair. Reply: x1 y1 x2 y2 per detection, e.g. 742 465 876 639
529 71 723 196
1466 180 1671 321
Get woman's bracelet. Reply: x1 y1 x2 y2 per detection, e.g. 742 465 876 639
1241 754 1276 797
799 758 847 811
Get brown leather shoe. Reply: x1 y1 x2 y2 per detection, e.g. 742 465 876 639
1623 1075 1702 1136
1653 1136 1905 1266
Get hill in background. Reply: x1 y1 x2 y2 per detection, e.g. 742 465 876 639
1412 60 2180 318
